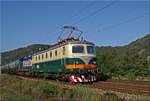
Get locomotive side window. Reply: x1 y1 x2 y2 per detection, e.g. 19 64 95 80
42 54 44 60
39 55 40 60
50 52 52 58
87 46 95 54
45 53 48 59
55 50 57 56
35 56 37 61
72 45 84 53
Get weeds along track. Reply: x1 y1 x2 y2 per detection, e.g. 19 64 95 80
17 75 150 96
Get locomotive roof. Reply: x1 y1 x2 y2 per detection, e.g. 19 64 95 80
33 39 94 56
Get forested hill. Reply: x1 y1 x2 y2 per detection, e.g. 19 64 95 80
127 34 150 56
96 34 150 64
96 34 150 79
1 44 51 65
1 34 150 79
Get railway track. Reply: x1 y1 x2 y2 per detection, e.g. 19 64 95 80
88 80 150 96
17 75 150 96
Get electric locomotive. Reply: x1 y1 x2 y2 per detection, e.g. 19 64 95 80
31 26 99 83
2 26 101 83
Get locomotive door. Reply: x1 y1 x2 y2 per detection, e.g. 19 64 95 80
61 47 66 71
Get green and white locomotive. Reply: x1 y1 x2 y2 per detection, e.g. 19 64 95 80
32 26 99 82
2 26 102 83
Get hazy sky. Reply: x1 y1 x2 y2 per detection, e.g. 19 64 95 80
1 1 150 52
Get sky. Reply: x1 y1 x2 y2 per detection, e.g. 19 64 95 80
1 1 150 52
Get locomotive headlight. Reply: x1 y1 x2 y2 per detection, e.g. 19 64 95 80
76 61 79 64
93 61 96 64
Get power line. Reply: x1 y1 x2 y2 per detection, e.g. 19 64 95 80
97 14 149 32
55 2 97 41
72 1 117 25
96 6 143 27
69 1 96 22
54 1 117 40
59 1 96 27
55 2 96 36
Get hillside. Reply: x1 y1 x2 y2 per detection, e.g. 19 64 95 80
1 34 150 80
96 34 150 79
1 44 50 65
96 34 150 65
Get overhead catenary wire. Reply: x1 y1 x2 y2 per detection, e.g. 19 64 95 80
57 1 117 38
55 2 96 41
95 5 143 27
55 0 118 42
68 1 96 23
57 1 96 28
97 14 149 32
72 0 117 25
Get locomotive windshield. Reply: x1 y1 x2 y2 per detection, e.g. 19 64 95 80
87 46 95 54
72 45 84 53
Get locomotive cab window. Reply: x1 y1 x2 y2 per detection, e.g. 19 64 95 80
72 45 84 53
87 46 95 54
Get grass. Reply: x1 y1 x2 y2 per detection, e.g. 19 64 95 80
0 74 125 101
